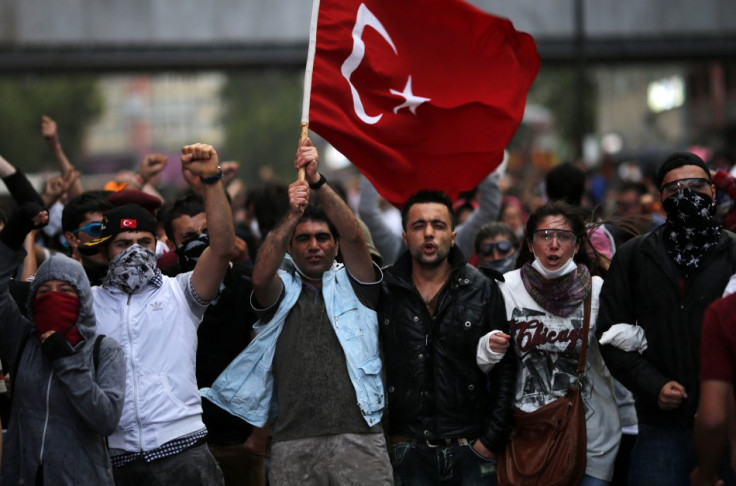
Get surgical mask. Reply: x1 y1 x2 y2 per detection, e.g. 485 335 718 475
104 244 160 294
532 254 577 279
176 233 209 271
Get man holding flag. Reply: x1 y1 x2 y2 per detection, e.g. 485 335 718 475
203 139 392 485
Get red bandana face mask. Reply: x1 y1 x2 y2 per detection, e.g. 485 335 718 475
32 291 82 346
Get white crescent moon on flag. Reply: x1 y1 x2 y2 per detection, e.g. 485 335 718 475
340 4 397 125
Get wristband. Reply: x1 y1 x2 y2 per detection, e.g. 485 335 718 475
200 166 223 185
309 173 327 190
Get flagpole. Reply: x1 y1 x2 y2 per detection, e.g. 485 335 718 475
298 0 321 181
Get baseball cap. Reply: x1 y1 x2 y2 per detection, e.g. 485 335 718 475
80 204 158 255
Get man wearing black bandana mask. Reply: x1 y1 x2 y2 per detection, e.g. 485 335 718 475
597 152 736 486
161 193 267 485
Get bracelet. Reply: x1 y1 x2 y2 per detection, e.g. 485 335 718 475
309 173 327 190
200 165 223 185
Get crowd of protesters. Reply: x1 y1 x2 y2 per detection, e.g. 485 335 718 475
0 115 736 486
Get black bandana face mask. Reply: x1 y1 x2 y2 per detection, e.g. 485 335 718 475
662 188 721 271
176 233 209 271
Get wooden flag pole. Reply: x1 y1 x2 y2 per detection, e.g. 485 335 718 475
298 0 321 182
298 122 309 181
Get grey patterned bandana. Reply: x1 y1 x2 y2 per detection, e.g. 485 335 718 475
104 244 163 294
662 188 721 272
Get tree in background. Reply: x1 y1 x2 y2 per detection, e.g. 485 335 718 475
220 70 303 185
0 76 102 172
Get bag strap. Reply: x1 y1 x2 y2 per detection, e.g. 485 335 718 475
577 293 592 377
93 334 105 372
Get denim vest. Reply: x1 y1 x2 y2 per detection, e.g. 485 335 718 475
201 259 385 427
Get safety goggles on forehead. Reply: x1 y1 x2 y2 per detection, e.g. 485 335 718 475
532 229 577 245
71 221 103 237
478 240 514 257
659 177 711 198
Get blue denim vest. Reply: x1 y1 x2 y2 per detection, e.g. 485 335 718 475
201 258 385 427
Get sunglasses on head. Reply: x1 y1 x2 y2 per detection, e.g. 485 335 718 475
478 240 514 257
72 221 103 237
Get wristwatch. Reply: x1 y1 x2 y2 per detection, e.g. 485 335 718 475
309 173 327 190
200 166 223 185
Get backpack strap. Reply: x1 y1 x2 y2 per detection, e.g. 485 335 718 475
93 334 105 371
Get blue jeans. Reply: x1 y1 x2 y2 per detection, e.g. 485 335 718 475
391 439 497 485
579 474 610 486
628 424 735 486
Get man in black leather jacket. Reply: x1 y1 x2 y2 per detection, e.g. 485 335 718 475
379 189 517 485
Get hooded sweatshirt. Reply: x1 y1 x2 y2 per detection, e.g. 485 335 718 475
0 246 126 485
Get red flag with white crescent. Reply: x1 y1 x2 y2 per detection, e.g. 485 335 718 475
308 0 539 204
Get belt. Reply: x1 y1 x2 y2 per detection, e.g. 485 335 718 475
391 436 470 448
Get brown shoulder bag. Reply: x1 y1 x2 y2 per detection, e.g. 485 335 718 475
497 294 591 486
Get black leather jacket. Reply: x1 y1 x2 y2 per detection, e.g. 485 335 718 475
379 247 518 452
597 225 736 428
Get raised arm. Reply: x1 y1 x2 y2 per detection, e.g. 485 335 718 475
358 176 403 265
297 138 374 282
455 172 501 257
41 115 83 198
128 153 167 201
0 155 46 209
182 144 235 301
250 185 304 308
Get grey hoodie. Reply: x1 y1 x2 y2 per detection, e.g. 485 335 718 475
0 245 126 485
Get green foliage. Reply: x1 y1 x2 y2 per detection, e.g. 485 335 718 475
0 75 101 172
220 70 304 185
527 66 597 159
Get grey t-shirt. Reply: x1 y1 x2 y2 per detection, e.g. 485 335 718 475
257 269 382 442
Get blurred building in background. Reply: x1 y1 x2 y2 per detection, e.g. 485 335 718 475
0 0 735 189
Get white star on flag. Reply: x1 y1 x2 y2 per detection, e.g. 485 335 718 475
391 76 431 115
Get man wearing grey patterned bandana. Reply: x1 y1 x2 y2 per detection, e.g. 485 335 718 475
596 152 736 486
81 143 234 486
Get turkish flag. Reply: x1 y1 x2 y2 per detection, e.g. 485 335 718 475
309 0 539 204
120 218 137 229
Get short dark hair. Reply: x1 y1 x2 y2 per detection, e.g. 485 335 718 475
296 204 339 241
61 191 113 233
247 183 290 237
162 192 205 243
655 152 711 189
474 222 518 254
401 190 454 230
545 163 586 206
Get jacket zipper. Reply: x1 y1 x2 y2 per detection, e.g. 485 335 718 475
125 293 144 450
39 371 53 466
333 307 357 328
